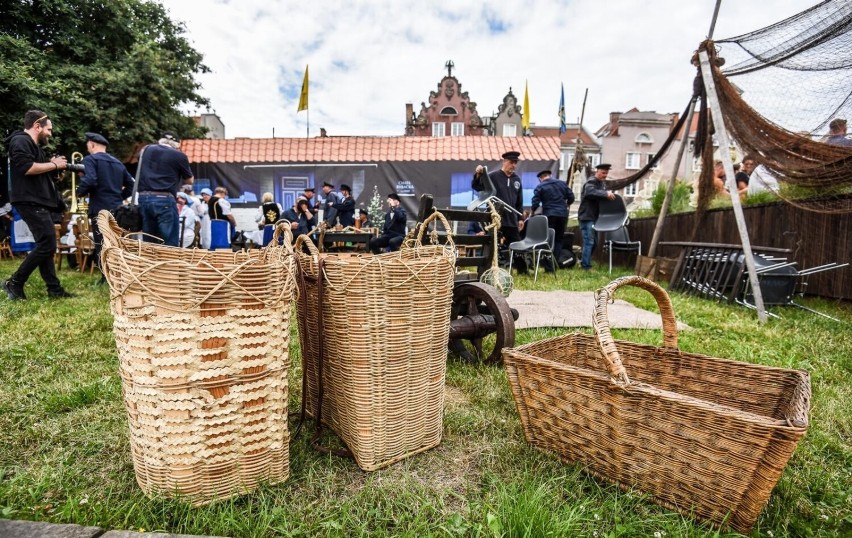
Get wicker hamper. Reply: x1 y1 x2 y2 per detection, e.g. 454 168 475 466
503 275 810 533
294 212 456 471
98 212 297 505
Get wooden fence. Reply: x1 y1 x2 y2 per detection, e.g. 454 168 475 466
572 196 851 300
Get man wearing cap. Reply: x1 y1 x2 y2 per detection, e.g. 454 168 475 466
298 186 316 205
3 110 73 300
331 184 356 227
77 131 135 276
319 181 342 225
473 150 527 273
135 131 194 246
531 169 575 270
577 163 616 270
369 193 407 254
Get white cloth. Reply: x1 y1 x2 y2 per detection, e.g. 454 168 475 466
748 165 780 195
200 214 211 249
178 205 198 247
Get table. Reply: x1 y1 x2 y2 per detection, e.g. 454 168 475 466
319 230 375 253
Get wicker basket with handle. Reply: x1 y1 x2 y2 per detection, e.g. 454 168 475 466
97 211 296 505
294 210 456 471
502 275 810 533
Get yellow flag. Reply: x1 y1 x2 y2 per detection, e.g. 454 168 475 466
297 65 309 112
522 80 530 131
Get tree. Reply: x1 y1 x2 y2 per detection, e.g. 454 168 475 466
0 0 210 162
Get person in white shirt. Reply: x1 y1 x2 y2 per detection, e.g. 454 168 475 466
175 192 198 247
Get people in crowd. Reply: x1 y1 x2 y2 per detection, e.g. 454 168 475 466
294 198 317 238
369 193 407 254
320 181 342 225
281 201 301 235
735 160 751 199
255 191 283 229
209 186 237 231
4 110 73 300
136 131 194 246
355 208 370 229
577 163 616 271
182 184 202 214
531 169 575 271
198 187 212 249
332 184 356 227
175 192 197 248
826 118 852 146
298 186 316 206
712 160 730 197
76 131 135 277
472 150 527 274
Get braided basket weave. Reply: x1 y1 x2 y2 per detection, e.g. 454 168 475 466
98 211 296 505
294 211 456 470
503 276 810 533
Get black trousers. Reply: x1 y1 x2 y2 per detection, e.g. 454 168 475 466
369 234 404 254
546 215 568 262
10 205 63 292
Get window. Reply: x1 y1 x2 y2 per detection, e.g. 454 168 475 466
441 106 458 116
588 154 601 168
502 123 517 137
647 152 659 170
432 122 445 137
624 182 637 196
451 122 465 137
626 152 641 170
635 132 653 144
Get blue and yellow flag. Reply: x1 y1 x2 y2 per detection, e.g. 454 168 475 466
297 65 309 112
559 83 567 134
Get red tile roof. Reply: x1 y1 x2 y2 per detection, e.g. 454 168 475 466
180 135 562 163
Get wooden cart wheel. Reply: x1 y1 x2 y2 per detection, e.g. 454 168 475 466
448 281 515 365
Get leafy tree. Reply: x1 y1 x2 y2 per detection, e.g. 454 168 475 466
0 0 210 162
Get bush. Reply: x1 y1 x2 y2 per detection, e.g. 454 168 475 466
651 180 692 215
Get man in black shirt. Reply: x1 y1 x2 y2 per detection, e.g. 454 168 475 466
136 131 193 246
472 150 527 273
77 132 135 273
577 163 616 270
369 193 407 253
3 110 73 300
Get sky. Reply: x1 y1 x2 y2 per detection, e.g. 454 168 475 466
157 0 815 140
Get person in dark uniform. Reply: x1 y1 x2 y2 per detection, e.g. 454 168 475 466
76 132 135 276
332 184 356 227
369 193 407 253
136 131 193 246
472 150 527 273
320 181 341 225
577 163 616 270
3 110 73 300
531 169 575 271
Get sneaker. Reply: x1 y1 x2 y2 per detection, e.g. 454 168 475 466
47 289 75 299
3 279 26 300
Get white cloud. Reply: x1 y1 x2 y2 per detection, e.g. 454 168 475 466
158 0 811 139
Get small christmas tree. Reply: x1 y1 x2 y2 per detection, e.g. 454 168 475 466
367 185 384 227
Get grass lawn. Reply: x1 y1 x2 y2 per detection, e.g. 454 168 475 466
0 257 849 537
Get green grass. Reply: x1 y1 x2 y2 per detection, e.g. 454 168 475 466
0 258 850 537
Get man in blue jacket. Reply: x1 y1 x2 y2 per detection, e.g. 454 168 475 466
577 163 616 270
531 169 575 271
4 110 73 300
77 132 135 275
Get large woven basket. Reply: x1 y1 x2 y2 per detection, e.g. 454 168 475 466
294 211 456 471
98 211 297 505
503 276 810 533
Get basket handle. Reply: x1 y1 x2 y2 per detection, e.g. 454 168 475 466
97 210 121 248
270 221 295 249
593 276 679 386
294 233 320 256
412 210 455 249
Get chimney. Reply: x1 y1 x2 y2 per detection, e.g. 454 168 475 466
609 112 622 126
406 103 414 125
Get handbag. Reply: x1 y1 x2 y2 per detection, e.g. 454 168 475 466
111 147 145 232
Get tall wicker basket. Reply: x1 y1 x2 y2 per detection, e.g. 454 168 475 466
503 276 810 533
294 212 456 471
98 211 297 505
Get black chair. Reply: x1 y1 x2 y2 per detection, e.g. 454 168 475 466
508 215 553 281
593 195 640 274
603 227 642 274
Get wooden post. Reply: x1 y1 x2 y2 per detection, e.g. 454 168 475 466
648 96 697 258
698 50 768 322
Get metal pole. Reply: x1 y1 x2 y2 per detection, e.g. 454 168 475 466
648 97 697 257
698 50 767 322
707 0 723 39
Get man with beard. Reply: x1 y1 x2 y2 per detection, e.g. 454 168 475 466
3 110 73 300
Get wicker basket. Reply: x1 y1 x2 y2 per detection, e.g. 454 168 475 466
97 211 297 505
294 211 456 471
503 275 810 532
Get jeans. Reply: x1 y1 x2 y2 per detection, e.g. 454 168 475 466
10 205 63 292
139 193 179 246
580 220 596 269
